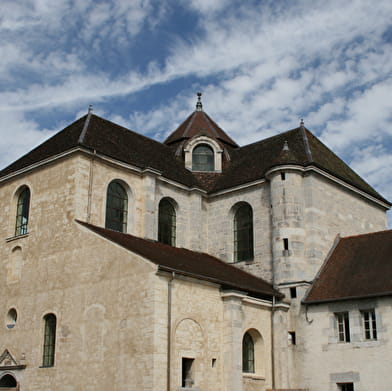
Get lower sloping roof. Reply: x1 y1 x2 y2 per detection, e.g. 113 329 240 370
77 220 281 299
304 230 392 303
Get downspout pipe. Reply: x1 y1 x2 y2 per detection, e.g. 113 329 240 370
167 272 175 391
271 295 276 390
87 149 96 223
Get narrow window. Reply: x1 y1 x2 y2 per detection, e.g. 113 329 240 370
234 203 254 262
15 187 30 236
281 172 286 181
105 181 128 232
6 308 17 329
182 358 194 387
192 144 214 171
290 287 297 299
42 314 57 367
338 383 354 391
158 199 176 246
362 309 377 340
288 331 296 345
242 332 255 373
336 312 350 343
283 238 289 250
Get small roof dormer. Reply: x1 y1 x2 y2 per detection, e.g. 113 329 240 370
164 93 238 173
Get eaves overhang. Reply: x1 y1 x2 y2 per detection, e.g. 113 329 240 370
265 164 391 210
0 146 206 194
303 291 392 305
157 264 282 300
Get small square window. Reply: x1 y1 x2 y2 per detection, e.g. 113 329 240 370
338 383 354 391
288 331 296 345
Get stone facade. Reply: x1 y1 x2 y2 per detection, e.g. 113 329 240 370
0 108 390 391
294 296 392 391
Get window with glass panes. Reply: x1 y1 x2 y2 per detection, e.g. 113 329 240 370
192 144 214 171
242 332 255 373
362 309 377 340
336 312 350 342
234 204 254 262
15 187 30 236
42 314 56 367
158 199 176 246
105 181 128 232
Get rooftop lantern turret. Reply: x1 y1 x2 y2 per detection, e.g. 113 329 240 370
196 92 203 111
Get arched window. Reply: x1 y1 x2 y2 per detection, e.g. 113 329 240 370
15 187 30 236
158 198 176 246
105 181 128 232
192 144 214 171
242 332 255 373
234 203 254 262
0 374 17 388
42 314 57 367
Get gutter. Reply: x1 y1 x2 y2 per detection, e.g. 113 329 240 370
271 295 276 390
167 272 175 391
87 149 96 222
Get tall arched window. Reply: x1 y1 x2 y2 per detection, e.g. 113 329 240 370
158 198 176 246
192 144 214 171
242 332 255 373
105 181 128 232
15 187 30 236
234 203 254 262
42 314 57 367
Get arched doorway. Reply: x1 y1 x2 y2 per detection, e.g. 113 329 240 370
0 373 17 390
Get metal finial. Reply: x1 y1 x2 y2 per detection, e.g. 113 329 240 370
196 92 203 111
88 104 93 114
300 118 304 128
283 140 289 151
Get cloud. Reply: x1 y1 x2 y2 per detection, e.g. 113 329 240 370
0 111 55 169
0 0 391 226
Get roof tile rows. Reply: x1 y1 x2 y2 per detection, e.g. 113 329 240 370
77 220 281 299
304 230 392 303
0 110 389 205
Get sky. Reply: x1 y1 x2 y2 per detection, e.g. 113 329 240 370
1 0 391 225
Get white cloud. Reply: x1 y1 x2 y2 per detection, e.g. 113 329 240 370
0 111 55 169
0 0 391 223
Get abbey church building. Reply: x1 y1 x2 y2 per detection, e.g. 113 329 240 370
1 94 391 391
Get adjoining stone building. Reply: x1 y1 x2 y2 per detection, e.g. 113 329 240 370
0 94 391 391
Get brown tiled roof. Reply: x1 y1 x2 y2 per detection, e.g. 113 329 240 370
0 114 198 188
77 220 281 299
164 110 238 148
209 127 390 205
0 111 389 206
304 230 392 303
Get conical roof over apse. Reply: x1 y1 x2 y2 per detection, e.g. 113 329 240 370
163 93 238 149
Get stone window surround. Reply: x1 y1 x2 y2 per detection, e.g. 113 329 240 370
184 136 223 172
103 178 134 234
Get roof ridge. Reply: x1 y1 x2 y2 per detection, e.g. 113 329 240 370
238 127 300 150
182 111 197 138
78 109 93 144
202 111 221 139
340 229 392 240
301 127 313 162
92 114 179 152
